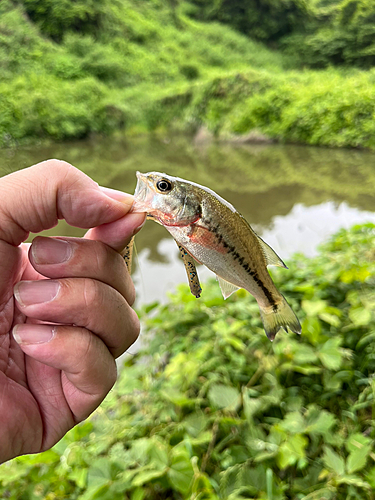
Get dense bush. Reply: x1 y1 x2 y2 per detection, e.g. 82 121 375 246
187 0 309 42
282 0 375 68
229 70 375 149
1 224 374 499
0 0 291 147
21 0 106 42
169 69 375 149
2 0 375 147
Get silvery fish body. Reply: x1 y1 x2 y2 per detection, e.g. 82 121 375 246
132 171 301 340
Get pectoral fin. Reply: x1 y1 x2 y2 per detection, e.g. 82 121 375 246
257 235 287 269
217 276 240 299
177 243 202 298
122 236 135 274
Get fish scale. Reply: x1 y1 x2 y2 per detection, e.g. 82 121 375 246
130 171 301 340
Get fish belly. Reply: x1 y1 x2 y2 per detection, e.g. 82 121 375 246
166 225 264 299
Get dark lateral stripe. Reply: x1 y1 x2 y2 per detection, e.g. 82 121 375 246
201 217 277 307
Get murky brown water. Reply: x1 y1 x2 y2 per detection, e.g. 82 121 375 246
1 134 375 306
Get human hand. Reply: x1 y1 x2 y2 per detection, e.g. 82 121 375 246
0 160 145 463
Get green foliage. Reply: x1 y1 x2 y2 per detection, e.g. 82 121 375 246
1 224 375 499
187 0 309 42
21 0 106 42
187 69 375 149
282 0 375 68
2 0 375 148
0 0 293 147
0 75 127 144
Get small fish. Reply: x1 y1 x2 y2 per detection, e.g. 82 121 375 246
131 171 301 340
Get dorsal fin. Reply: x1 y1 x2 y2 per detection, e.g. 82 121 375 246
217 276 240 299
257 236 288 269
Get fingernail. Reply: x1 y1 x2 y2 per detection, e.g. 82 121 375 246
13 324 56 345
32 237 73 265
131 213 147 236
100 186 133 205
14 280 60 306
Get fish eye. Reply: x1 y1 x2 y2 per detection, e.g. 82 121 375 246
156 179 172 193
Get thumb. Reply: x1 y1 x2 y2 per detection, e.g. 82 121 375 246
0 160 132 247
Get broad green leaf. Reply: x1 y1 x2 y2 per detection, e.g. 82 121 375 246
347 450 368 474
243 393 263 419
130 438 152 465
160 389 194 407
366 467 375 488
322 446 345 476
149 440 169 470
68 468 88 489
349 307 372 326
279 411 305 434
168 454 194 494
318 338 343 370
345 433 372 474
302 299 327 316
306 410 336 436
131 487 146 500
184 412 209 437
276 434 308 469
302 315 322 343
208 384 240 410
241 465 267 492
0 461 31 485
292 344 318 364
346 433 372 454
319 312 341 327
77 484 111 500
341 267 370 284
336 474 371 489
131 468 166 487
87 458 112 488
301 487 334 500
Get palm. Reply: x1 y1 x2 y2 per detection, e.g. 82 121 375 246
0 243 73 460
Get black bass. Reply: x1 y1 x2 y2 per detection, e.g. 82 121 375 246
131 171 301 340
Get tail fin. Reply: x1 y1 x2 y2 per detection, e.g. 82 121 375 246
259 295 301 341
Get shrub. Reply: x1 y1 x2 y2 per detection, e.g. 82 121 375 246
230 71 375 148
0 75 126 145
21 0 106 42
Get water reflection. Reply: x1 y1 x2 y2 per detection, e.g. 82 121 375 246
1 134 375 305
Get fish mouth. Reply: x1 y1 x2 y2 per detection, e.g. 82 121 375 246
131 171 150 213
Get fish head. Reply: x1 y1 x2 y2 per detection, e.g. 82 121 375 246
132 171 202 226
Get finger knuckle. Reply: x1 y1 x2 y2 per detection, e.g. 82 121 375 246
126 308 141 346
126 277 136 306
82 278 102 310
106 361 118 390
91 240 111 275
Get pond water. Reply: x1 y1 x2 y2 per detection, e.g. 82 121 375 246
1 134 375 310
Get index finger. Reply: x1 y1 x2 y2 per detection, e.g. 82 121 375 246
0 160 132 247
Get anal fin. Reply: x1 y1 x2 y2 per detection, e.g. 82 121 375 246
217 276 240 299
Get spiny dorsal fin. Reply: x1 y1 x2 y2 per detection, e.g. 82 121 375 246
217 276 240 299
257 236 288 269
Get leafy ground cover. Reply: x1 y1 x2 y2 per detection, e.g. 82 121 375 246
1 223 374 499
